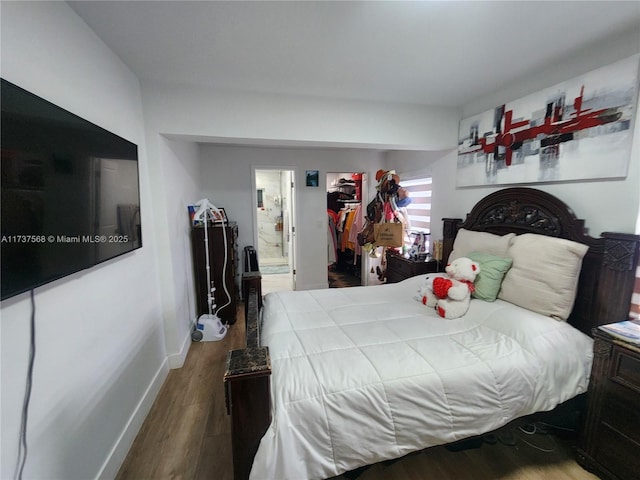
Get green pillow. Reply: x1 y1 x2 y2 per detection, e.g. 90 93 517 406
466 251 513 302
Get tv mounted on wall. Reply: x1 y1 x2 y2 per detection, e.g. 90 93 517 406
1 78 142 301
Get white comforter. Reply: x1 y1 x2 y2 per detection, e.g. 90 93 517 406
250 276 593 480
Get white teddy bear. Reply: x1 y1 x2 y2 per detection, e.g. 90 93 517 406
416 275 438 308
416 257 480 319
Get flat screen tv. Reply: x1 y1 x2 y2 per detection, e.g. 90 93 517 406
1 78 142 301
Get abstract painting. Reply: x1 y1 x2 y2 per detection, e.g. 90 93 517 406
456 55 639 187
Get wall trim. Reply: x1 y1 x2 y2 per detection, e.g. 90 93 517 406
168 317 197 369
96 358 170 479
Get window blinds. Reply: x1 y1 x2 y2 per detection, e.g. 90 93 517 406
401 177 432 233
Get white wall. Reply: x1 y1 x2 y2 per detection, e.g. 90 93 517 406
199 146 385 291
140 72 458 353
140 80 460 295
142 82 459 150
392 25 640 243
150 138 202 367
1 3 166 479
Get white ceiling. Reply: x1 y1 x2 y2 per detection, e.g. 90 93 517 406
68 1 640 108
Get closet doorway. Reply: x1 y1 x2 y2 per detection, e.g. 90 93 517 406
327 172 367 288
253 168 296 293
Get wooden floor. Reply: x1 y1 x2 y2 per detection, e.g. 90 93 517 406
115 314 244 480
116 304 598 480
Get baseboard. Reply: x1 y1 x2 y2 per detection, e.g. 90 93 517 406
96 358 169 479
168 318 197 369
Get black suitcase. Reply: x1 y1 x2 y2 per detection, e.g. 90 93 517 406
244 246 259 272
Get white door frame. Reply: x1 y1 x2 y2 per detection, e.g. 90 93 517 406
288 172 297 290
360 172 370 285
251 166 297 290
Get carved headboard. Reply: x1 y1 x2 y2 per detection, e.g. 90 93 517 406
441 187 639 336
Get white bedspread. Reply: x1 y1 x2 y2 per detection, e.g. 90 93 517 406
250 276 593 480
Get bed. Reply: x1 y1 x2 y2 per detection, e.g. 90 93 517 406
224 187 640 480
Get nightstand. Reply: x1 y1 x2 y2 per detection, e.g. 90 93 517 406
576 328 640 480
386 253 440 283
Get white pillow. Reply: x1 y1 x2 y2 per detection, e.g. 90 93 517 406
498 233 589 320
449 228 516 262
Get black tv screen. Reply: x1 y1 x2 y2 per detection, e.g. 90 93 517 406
1 78 142 300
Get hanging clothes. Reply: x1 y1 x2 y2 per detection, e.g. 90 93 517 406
341 207 358 252
347 203 363 263
328 212 338 266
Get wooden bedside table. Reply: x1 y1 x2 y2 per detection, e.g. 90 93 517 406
386 253 440 283
576 328 640 480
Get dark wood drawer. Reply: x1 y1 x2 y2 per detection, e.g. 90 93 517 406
577 332 640 480
601 390 640 444
610 345 640 393
191 223 238 324
386 255 439 284
597 345 640 447
387 256 415 277
594 422 640 480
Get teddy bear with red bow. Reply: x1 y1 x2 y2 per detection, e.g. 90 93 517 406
417 257 480 319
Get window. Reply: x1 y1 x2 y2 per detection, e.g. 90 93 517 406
630 213 640 320
401 177 432 253
631 264 640 320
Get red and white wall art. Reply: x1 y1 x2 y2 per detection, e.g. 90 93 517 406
457 55 639 187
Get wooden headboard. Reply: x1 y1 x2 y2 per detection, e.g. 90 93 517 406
441 187 640 336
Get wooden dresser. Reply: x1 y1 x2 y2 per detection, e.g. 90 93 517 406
386 253 440 283
191 222 239 324
576 329 640 480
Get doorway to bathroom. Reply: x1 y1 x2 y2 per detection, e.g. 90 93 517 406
253 168 296 292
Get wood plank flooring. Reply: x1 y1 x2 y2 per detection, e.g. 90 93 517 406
116 305 598 480
115 314 243 480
